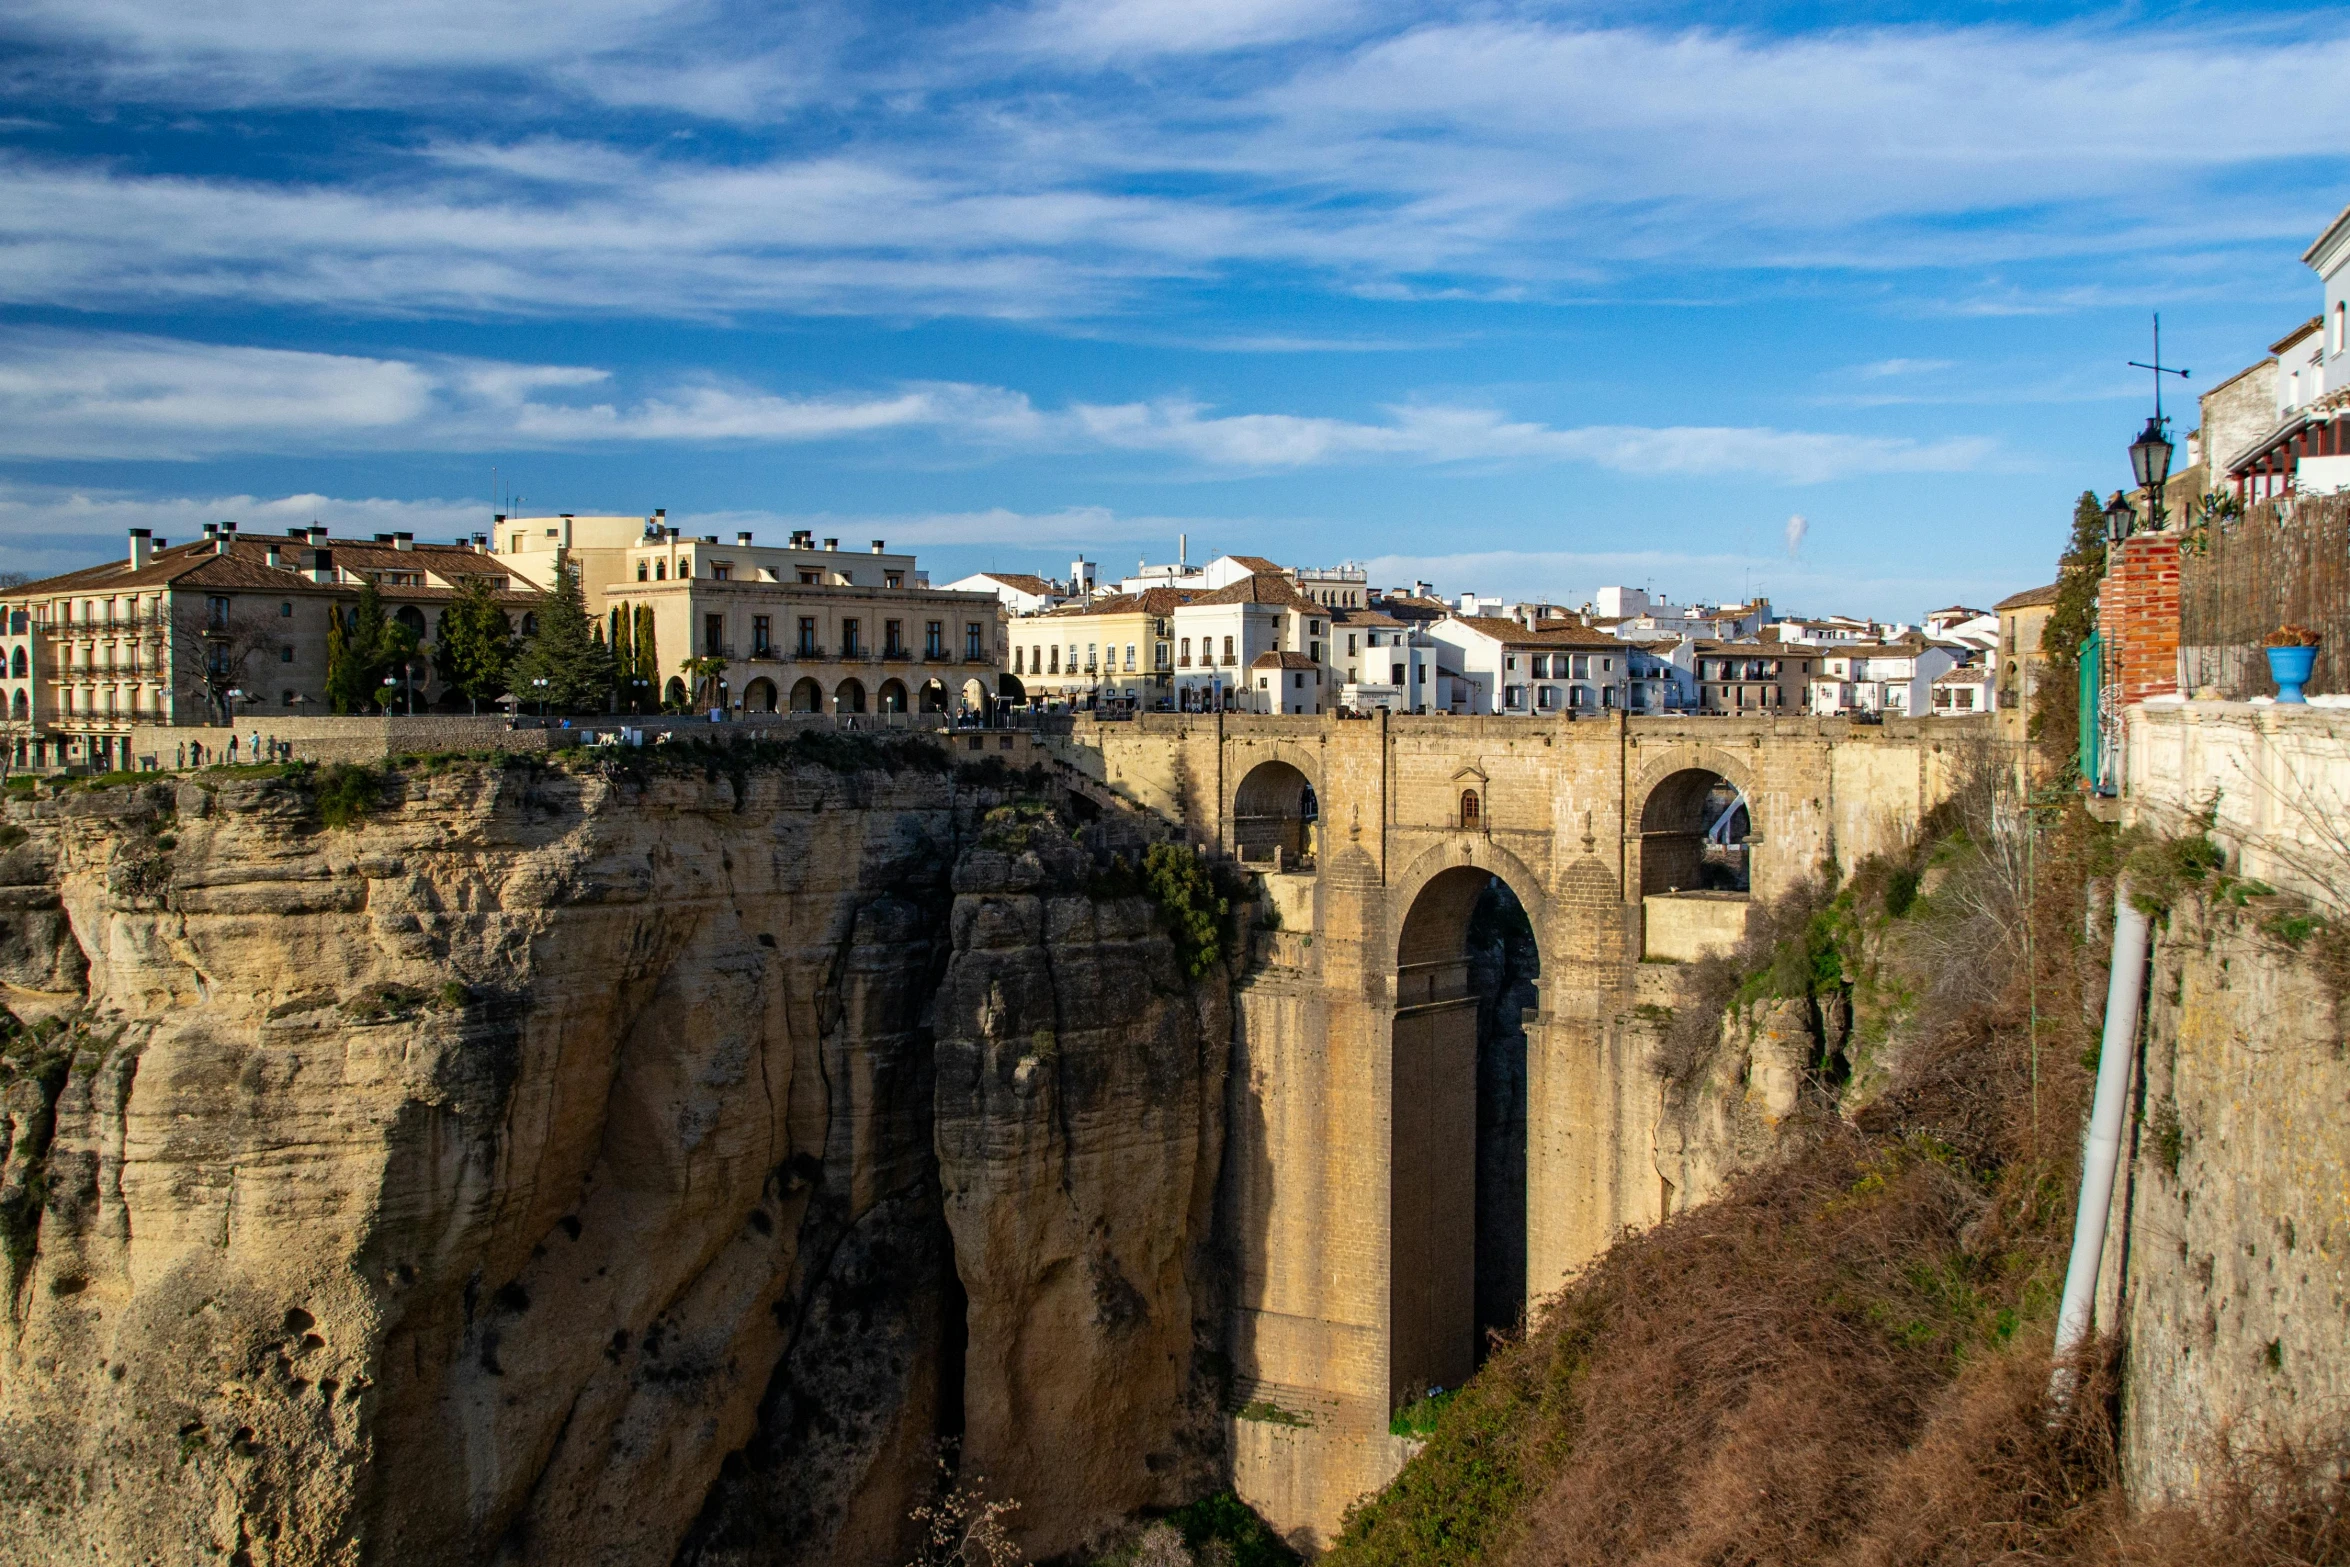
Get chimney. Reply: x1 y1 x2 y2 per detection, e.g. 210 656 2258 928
214 533 232 556
219 521 237 535
287 526 308 538
653 508 666 524
559 513 574 549
736 531 753 546
127 528 152 570
824 538 838 551
1178 532 1187 566
394 531 414 551
308 525 328 546
374 533 394 544
870 539 885 554
265 543 283 568
472 532 488 549
306 548 335 583
203 523 218 539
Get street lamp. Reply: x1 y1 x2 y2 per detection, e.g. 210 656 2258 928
2104 491 2138 545
2129 416 2175 529
532 675 549 718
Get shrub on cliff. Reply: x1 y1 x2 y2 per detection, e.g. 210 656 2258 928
1142 844 1228 979
312 763 382 830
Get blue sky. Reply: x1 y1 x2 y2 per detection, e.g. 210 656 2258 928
0 1 2343 618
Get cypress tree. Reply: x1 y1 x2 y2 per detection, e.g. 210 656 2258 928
633 603 659 707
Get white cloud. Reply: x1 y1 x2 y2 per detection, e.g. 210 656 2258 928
0 14 2341 320
1784 513 1807 557
0 330 1997 482
0 480 487 576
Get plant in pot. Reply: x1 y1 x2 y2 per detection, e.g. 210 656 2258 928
2263 623 2322 704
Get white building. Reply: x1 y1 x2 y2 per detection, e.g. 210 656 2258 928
943 571 1066 617
1332 606 1446 712
2226 200 2350 500
1596 592 1771 644
1929 663 1996 716
1807 639 1965 717
1168 572 1329 713
1427 614 1630 716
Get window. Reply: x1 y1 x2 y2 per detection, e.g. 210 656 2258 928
283 690 296 707
1308 641 1321 662
841 618 861 657
207 595 230 630
1348 635 1358 655
1179 637 1191 667
1156 642 1171 669
1015 647 1025 675
511 533 523 552
1066 643 1077 671
638 561 649 581
885 619 903 656
706 612 727 656
1049 645 1060 673
922 620 943 658
655 560 667 580
281 646 294 663
1571 654 1589 679
1124 644 1136 671
1222 636 1235 665
280 602 292 617
753 615 772 655
885 571 905 589
711 562 731 581
798 616 818 655
1459 790 1480 827
1504 684 1526 709
1538 685 1560 710
1086 643 1097 672
799 569 819 585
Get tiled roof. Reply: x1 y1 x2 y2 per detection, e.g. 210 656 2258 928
1994 582 2062 611
1186 572 1314 609
1373 594 1449 622
1226 554 1284 573
1934 664 1994 684
1249 650 1320 670
1332 606 1406 628
7 535 535 602
1449 615 1620 648
980 572 1058 595
2270 316 2323 355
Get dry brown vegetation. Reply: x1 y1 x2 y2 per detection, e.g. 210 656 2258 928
1328 781 2350 1567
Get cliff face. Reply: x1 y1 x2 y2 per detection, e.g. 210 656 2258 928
0 754 1227 1567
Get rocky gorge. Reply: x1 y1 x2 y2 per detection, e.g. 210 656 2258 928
0 743 1231 1567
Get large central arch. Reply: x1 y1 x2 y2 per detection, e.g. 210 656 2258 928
1231 758 1319 871
1390 864 1537 1407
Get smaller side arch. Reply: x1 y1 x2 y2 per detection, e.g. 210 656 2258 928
790 677 823 713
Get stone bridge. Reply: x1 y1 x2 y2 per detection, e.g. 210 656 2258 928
1038 710 1993 1547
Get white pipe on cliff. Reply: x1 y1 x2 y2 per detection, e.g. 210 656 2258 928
2052 878 2152 1390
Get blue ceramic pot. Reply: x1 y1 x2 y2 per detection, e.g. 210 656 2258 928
2267 643 2318 704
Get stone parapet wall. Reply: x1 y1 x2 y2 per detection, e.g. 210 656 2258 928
2122 700 2350 905
120 711 959 769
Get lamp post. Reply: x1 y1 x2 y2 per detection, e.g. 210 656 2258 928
2103 491 2138 546
532 676 549 718
2126 312 2189 531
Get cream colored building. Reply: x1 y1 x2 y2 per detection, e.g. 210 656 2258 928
1010 588 1190 708
1993 582 2060 745
1 523 530 771
492 514 1006 714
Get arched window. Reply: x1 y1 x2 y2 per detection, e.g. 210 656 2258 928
8 648 22 678
9 690 24 720
1459 789 1481 827
396 605 426 637
521 612 539 637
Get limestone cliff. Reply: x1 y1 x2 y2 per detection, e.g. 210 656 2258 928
0 750 1228 1567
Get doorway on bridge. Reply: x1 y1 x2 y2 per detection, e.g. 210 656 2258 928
1232 760 1318 872
1392 867 1536 1412
1640 768 1752 895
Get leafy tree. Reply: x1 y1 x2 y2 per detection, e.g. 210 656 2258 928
324 581 417 714
508 560 615 714
436 575 516 714
2031 489 2108 769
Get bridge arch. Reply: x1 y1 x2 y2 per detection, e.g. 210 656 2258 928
1388 859 1539 1409
1631 748 1761 898
1231 756 1319 870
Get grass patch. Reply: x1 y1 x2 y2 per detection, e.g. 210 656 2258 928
1166 1492 1299 1567
1236 1399 1311 1428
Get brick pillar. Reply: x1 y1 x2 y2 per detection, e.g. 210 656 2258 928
2098 532 2181 704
